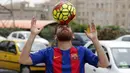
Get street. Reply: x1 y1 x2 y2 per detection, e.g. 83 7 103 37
0 69 17 73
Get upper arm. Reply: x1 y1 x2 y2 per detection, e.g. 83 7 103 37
30 49 47 65
84 47 99 67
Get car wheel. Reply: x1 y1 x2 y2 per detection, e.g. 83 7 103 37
20 64 31 73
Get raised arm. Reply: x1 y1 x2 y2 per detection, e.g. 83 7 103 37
85 23 109 68
19 18 45 65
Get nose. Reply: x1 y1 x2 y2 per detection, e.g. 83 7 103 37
63 25 67 28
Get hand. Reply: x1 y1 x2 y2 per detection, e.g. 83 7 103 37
84 23 98 41
30 17 44 35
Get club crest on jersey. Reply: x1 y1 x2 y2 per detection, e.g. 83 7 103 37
71 54 79 60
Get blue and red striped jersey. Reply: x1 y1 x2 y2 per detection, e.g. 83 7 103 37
30 46 98 73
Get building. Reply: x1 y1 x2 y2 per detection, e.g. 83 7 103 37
114 0 130 29
42 0 130 30
43 0 115 25
70 0 115 26
0 1 48 20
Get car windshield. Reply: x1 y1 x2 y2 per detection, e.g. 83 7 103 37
111 48 130 68
24 33 41 39
16 42 47 52
79 33 90 41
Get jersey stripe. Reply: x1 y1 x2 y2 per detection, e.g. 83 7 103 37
70 47 80 73
62 50 71 73
53 48 62 73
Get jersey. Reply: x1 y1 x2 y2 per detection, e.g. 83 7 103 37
30 46 99 73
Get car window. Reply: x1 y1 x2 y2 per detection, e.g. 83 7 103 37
73 34 79 41
122 37 130 41
74 33 90 41
12 33 17 38
88 44 110 61
24 33 40 39
73 37 79 41
7 41 16 54
88 44 107 52
18 34 25 39
0 41 9 52
16 42 47 52
79 34 90 41
88 44 96 53
111 48 130 68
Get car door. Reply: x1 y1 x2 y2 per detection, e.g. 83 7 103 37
0 41 9 68
0 41 8 69
18 33 25 40
5 41 20 71
85 44 110 73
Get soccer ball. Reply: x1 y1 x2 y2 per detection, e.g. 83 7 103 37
52 1 76 25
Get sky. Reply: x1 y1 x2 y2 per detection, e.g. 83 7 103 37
0 0 49 5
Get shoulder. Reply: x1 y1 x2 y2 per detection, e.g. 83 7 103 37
37 47 54 53
75 46 92 53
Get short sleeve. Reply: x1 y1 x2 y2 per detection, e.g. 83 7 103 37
84 47 99 67
30 49 47 65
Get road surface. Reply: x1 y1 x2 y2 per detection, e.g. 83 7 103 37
0 69 17 73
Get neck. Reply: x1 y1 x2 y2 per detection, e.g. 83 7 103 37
57 40 73 50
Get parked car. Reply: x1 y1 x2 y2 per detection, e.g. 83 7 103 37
7 31 49 46
51 32 90 46
0 35 6 41
0 40 47 73
84 40 130 73
72 33 90 46
115 35 130 42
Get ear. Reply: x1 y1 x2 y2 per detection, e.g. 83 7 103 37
54 35 57 40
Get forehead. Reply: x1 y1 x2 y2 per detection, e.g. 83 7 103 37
57 25 70 28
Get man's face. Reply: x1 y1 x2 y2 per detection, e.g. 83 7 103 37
56 25 73 41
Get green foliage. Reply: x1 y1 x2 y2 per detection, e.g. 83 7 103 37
69 21 87 32
0 28 24 38
98 25 127 40
96 25 101 30
103 25 120 30
39 26 55 41
69 22 127 40
0 22 128 41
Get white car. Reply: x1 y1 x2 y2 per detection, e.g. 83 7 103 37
7 31 49 46
116 35 130 41
84 40 130 73
0 35 6 40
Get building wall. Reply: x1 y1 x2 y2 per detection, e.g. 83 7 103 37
0 1 48 20
71 0 115 26
114 0 128 29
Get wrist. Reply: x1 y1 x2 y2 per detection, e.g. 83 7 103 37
30 33 37 38
91 37 98 42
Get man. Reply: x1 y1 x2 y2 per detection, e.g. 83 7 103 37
19 18 109 73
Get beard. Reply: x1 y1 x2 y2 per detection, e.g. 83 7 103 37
57 29 73 41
